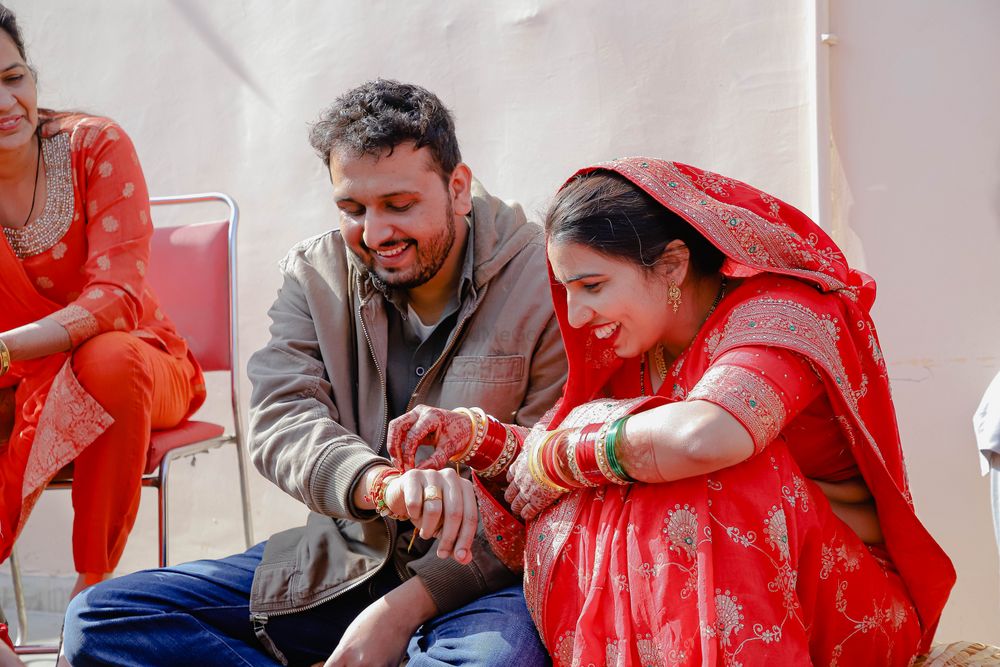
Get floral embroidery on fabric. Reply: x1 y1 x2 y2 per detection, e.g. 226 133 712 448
711 589 745 647
636 634 665 665
554 631 576 666
50 304 100 343
600 159 846 285
764 507 790 561
691 170 735 196
664 504 699 559
21 360 114 502
687 363 786 453
3 134 75 258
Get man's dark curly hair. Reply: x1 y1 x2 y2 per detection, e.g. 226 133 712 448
309 79 461 181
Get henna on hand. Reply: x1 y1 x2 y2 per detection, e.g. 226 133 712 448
504 435 564 520
387 405 473 471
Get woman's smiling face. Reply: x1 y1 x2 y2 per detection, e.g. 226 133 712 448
547 239 672 359
0 30 37 154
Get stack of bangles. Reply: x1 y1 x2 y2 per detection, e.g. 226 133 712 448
450 407 522 478
0 338 11 377
530 416 637 491
363 466 408 520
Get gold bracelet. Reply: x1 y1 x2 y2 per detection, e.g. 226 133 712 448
0 338 11 377
452 407 487 462
528 430 569 493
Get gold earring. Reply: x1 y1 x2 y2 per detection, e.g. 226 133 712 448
667 281 682 313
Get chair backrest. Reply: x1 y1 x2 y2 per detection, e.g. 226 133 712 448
146 194 239 373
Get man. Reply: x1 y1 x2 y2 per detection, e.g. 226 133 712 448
63 80 565 666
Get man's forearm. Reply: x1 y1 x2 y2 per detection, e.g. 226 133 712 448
382 576 438 629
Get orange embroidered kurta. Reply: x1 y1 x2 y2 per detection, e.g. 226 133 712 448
0 113 205 561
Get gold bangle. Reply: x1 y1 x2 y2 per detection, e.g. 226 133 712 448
528 430 569 493
0 338 11 377
452 407 487 462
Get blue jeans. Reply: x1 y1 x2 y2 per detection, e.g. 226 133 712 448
63 543 548 667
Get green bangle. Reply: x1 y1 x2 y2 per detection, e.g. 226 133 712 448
606 418 635 483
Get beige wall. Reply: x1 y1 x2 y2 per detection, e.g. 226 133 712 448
828 0 1000 643
4 0 998 646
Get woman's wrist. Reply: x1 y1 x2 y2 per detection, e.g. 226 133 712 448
452 408 522 478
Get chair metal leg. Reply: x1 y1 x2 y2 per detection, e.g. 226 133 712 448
159 458 170 568
235 439 255 549
9 546 27 646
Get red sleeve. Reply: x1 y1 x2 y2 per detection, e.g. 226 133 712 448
49 121 153 346
686 346 823 454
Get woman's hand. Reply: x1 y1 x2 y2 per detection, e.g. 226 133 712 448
503 433 565 520
387 404 473 471
383 467 478 564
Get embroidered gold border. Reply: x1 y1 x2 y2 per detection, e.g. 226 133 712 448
688 364 785 452
50 304 100 345
710 297 886 465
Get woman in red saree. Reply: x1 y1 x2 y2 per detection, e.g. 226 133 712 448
0 3 205 638
389 157 955 665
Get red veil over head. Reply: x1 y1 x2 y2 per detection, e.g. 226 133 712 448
541 158 954 648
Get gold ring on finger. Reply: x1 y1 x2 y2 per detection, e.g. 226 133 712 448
424 485 442 503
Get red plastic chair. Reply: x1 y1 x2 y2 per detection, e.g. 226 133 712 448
9 193 254 654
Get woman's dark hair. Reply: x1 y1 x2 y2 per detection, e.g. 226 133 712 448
309 79 461 182
545 172 725 278
0 3 28 62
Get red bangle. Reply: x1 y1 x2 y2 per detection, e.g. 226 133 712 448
541 431 574 488
465 415 508 470
572 423 608 487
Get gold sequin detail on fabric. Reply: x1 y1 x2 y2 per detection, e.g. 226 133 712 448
688 363 786 452
4 133 76 258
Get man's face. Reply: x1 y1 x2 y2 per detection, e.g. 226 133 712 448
330 143 461 290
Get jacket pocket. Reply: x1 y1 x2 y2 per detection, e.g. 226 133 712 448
444 355 525 384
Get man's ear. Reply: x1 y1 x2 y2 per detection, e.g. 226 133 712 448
659 240 691 285
449 163 474 217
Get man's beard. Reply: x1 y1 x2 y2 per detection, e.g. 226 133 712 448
363 200 456 293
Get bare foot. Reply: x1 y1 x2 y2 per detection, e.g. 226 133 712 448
69 572 111 599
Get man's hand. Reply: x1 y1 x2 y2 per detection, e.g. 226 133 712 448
385 467 478 563
315 577 437 667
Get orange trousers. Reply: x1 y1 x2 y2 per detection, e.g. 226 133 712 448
21 332 194 575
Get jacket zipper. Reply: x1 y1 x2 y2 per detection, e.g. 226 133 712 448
359 297 390 452
359 296 409 583
250 518 395 663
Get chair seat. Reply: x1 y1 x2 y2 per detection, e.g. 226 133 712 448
914 641 1000 666
146 420 226 474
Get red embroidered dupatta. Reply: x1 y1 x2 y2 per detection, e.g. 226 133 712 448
482 158 954 658
0 238 112 560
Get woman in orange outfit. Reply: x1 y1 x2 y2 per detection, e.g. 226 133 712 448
0 2 205 638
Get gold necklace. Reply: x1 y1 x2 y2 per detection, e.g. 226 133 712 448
651 276 728 381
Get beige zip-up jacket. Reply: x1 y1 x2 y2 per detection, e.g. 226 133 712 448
245 182 566 654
